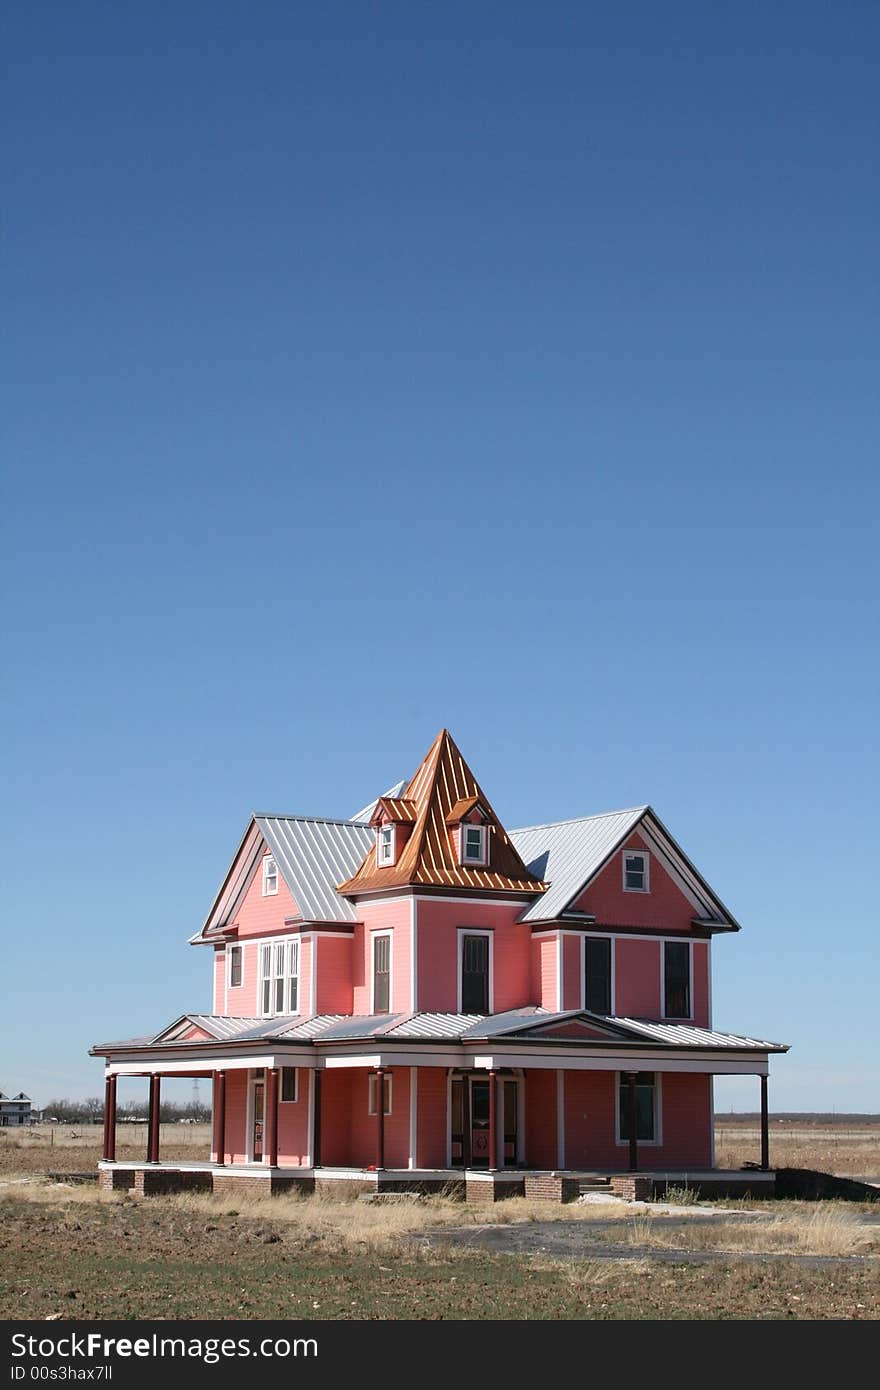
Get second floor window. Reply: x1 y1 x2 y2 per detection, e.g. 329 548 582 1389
461 824 487 865
259 938 299 1017
262 855 278 896
585 937 612 1014
228 945 242 989
373 934 391 1013
460 932 490 1013
664 941 691 1019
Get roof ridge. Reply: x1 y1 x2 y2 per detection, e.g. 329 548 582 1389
254 813 372 827
511 806 648 833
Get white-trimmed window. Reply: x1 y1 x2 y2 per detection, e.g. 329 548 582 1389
622 849 649 892
459 930 492 1013
368 1073 392 1115
258 938 299 1017
616 1072 660 1145
376 824 396 866
372 932 391 1013
280 1068 298 1103
460 824 487 866
262 855 279 896
227 945 243 990
663 940 692 1020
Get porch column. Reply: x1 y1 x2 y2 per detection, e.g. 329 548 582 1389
625 1071 639 1173
312 1070 322 1168
375 1068 386 1170
147 1075 161 1164
212 1070 226 1166
556 1070 565 1169
760 1074 769 1171
488 1070 497 1172
102 1074 117 1161
265 1067 279 1168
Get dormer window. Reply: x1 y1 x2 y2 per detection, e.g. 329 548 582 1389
377 824 396 866
622 850 649 893
461 824 487 865
262 855 278 896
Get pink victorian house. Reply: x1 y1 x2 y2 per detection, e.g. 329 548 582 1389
92 730 787 1199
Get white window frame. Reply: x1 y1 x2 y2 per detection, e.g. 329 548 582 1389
581 934 615 1015
661 939 693 1022
460 823 488 866
280 1067 299 1104
226 944 243 991
262 854 279 896
370 931 393 1014
258 936 300 1018
368 1073 393 1116
457 928 494 1014
622 848 650 893
376 824 396 867
614 1071 662 1147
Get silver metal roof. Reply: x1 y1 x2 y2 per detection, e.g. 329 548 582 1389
256 816 372 923
385 1012 485 1038
180 1014 264 1041
610 1018 787 1050
349 780 407 824
510 808 647 922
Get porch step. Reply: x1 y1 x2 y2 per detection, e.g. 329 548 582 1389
577 1177 613 1196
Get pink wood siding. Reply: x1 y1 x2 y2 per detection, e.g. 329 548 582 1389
529 934 558 1011
562 933 582 1010
213 949 225 1013
314 935 354 1015
613 937 661 1018
532 1021 612 1040
220 1070 249 1165
416 899 531 1013
318 1070 353 1166
231 849 301 939
277 1069 311 1166
561 1070 712 1169
417 1067 448 1168
693 941 710 1027
347 1067 410 1169
223 939 258 1016
524 1068 557 1167
353 899 412 1014
574 831 696 931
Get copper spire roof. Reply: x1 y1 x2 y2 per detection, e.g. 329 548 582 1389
337 729 547 897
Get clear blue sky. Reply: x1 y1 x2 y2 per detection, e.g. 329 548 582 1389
3 2 877 1111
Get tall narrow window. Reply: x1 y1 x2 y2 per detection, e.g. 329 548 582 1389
618 1072 656 1142
373 934 390 1013
461 824 487 865
228 945 242 989
259 943 272 1016
280 1068 298 1103
585 937 612 1014
622 850 648 892
287 939 299 1013
262 855 278 896
377 825 395 866
664 941 691 1018
461 933 489 1013
368 1073 392 1115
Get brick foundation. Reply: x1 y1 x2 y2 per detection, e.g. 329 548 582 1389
134 1169 213 1197
609 1175 654 1201
523 1175 580 1203
98 1167 134 1191
465 1176 525 1204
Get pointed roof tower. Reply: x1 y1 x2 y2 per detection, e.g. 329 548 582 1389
337 729 547 897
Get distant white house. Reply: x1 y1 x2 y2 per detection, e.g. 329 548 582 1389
0 1092 33 1127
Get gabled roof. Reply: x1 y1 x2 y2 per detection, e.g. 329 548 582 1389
349 780 408 824
337 730 547 897
198 815 373 937
370 797 418 825
446 795 485 825
510 806 740 929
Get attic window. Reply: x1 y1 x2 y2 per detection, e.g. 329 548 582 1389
461 824 487 866
622 850 649 893
262 855 278 896
377 824 396 866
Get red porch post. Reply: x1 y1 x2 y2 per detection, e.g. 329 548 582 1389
375 1068 386 1170
212 1070 226 1166
488 1071 497 1172
266 1067 279 1168
102 1074 117 1161
760 1074 769 1171
625 1071 639 1173
147 1075 161 1164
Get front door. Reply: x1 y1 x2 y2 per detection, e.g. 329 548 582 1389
252 1081 264 1162
450 1075 520 1168
469 1079 491 1166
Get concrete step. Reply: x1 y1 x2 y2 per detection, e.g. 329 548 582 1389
577 1178 613 1195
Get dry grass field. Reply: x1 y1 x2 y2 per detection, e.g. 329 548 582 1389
1 1117 878 1320
714 1115 880 1178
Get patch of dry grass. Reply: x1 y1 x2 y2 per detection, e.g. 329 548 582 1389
715 1124 880 1178
624 1202 879 1257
